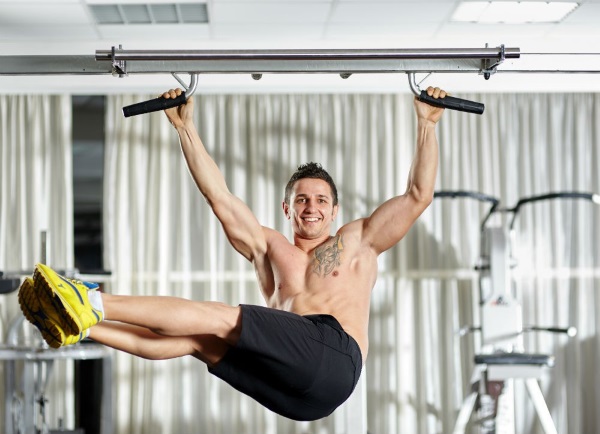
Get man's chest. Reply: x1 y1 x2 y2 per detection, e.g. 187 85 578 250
269 233 365 289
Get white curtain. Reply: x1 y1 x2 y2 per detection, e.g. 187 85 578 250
104 92 600 434
0 95 75 429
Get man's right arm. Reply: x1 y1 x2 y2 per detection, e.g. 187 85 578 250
358 87 445 255
163 89 267 262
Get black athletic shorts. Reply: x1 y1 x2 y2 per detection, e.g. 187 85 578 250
208 304 363 421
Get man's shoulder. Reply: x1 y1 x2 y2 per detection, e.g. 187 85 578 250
337 217 368 235
262 226 290 243
336 218 381 256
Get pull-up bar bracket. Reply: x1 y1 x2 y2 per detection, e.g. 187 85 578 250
481 44 506 80
111 45 127 77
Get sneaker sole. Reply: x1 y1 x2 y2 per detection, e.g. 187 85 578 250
33 267 83 335
18 280 63 349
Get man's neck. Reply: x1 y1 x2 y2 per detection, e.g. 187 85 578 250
293 234 332 253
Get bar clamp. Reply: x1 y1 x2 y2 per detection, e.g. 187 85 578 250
481 44 506 80
111 45 127 77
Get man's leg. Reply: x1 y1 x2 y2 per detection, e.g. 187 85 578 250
20 264 242 364
29 263 242 343
101 294 242 345
89 321 231 366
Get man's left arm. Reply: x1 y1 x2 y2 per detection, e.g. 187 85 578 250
362 87 446 254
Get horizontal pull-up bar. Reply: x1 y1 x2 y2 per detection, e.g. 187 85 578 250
96 47 519 62
0 45 520 116
95 45 519 76
98 45 508 117
6 47 600 76
0 45 518 76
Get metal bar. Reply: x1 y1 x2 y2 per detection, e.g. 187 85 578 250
0 46 519 76
95 47 520 61
497 53 600 73
0 55 110 75
99 46 518 75
5 49 600 76
122 58 487 74
453 391 478 433
0 55 486 75
525 379 558 434
0 55 492 75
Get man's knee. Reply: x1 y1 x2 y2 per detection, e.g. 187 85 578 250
213 303 242 345
226 305 243 345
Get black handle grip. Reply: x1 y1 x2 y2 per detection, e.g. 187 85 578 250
123 92 187 118
418 91 484 115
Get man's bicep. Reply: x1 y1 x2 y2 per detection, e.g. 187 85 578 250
213 195 268 261
363 194 428 254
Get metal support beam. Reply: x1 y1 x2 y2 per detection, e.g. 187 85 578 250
0 55 109 75
0 46 519 76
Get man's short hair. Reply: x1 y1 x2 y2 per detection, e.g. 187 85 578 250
284 162 338 206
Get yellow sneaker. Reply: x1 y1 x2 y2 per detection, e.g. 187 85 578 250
18 277 88 348
33 263 103 336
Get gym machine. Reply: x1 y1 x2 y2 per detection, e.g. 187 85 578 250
434 191 599 434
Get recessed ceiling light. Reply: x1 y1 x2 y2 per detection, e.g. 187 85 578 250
90 3 208 25
452 1 579 23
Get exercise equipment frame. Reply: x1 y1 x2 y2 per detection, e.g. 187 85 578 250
435 191 598 434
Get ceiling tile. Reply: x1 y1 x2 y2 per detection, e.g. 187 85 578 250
211 2 331 23
97 23 210 40
210 0 325 2
325 23 439 41
0 24 97 40
336 0 458 2
212 23 325 40
562 3 600 23
0 3 89 24
87 0 200 3
439 22 555 39
331 2 455 24
0 0 80 2
549 23 600 38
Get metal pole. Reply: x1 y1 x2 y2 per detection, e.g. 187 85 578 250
95 46 518 76
95 46 520 62
6 48 600 75
0 46 520 76
525 379 558 434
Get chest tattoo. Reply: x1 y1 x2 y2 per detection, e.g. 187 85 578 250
312 234 344 277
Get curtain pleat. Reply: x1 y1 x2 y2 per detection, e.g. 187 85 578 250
0 94 74 430
104 92 600 434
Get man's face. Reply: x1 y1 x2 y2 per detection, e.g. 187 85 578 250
283 178 338 239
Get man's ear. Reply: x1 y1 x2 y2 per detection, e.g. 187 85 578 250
282 201 290 219
332 204 339 220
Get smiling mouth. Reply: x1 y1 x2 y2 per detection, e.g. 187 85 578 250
302 217 320 223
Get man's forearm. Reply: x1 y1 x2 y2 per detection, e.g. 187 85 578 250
176 121 231 206
405 118 439 203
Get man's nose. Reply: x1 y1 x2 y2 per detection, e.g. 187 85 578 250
304 199 316 211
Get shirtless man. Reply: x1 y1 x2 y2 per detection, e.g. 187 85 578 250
19 86 446 421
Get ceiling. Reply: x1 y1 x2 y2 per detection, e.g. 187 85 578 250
1 0 600 93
